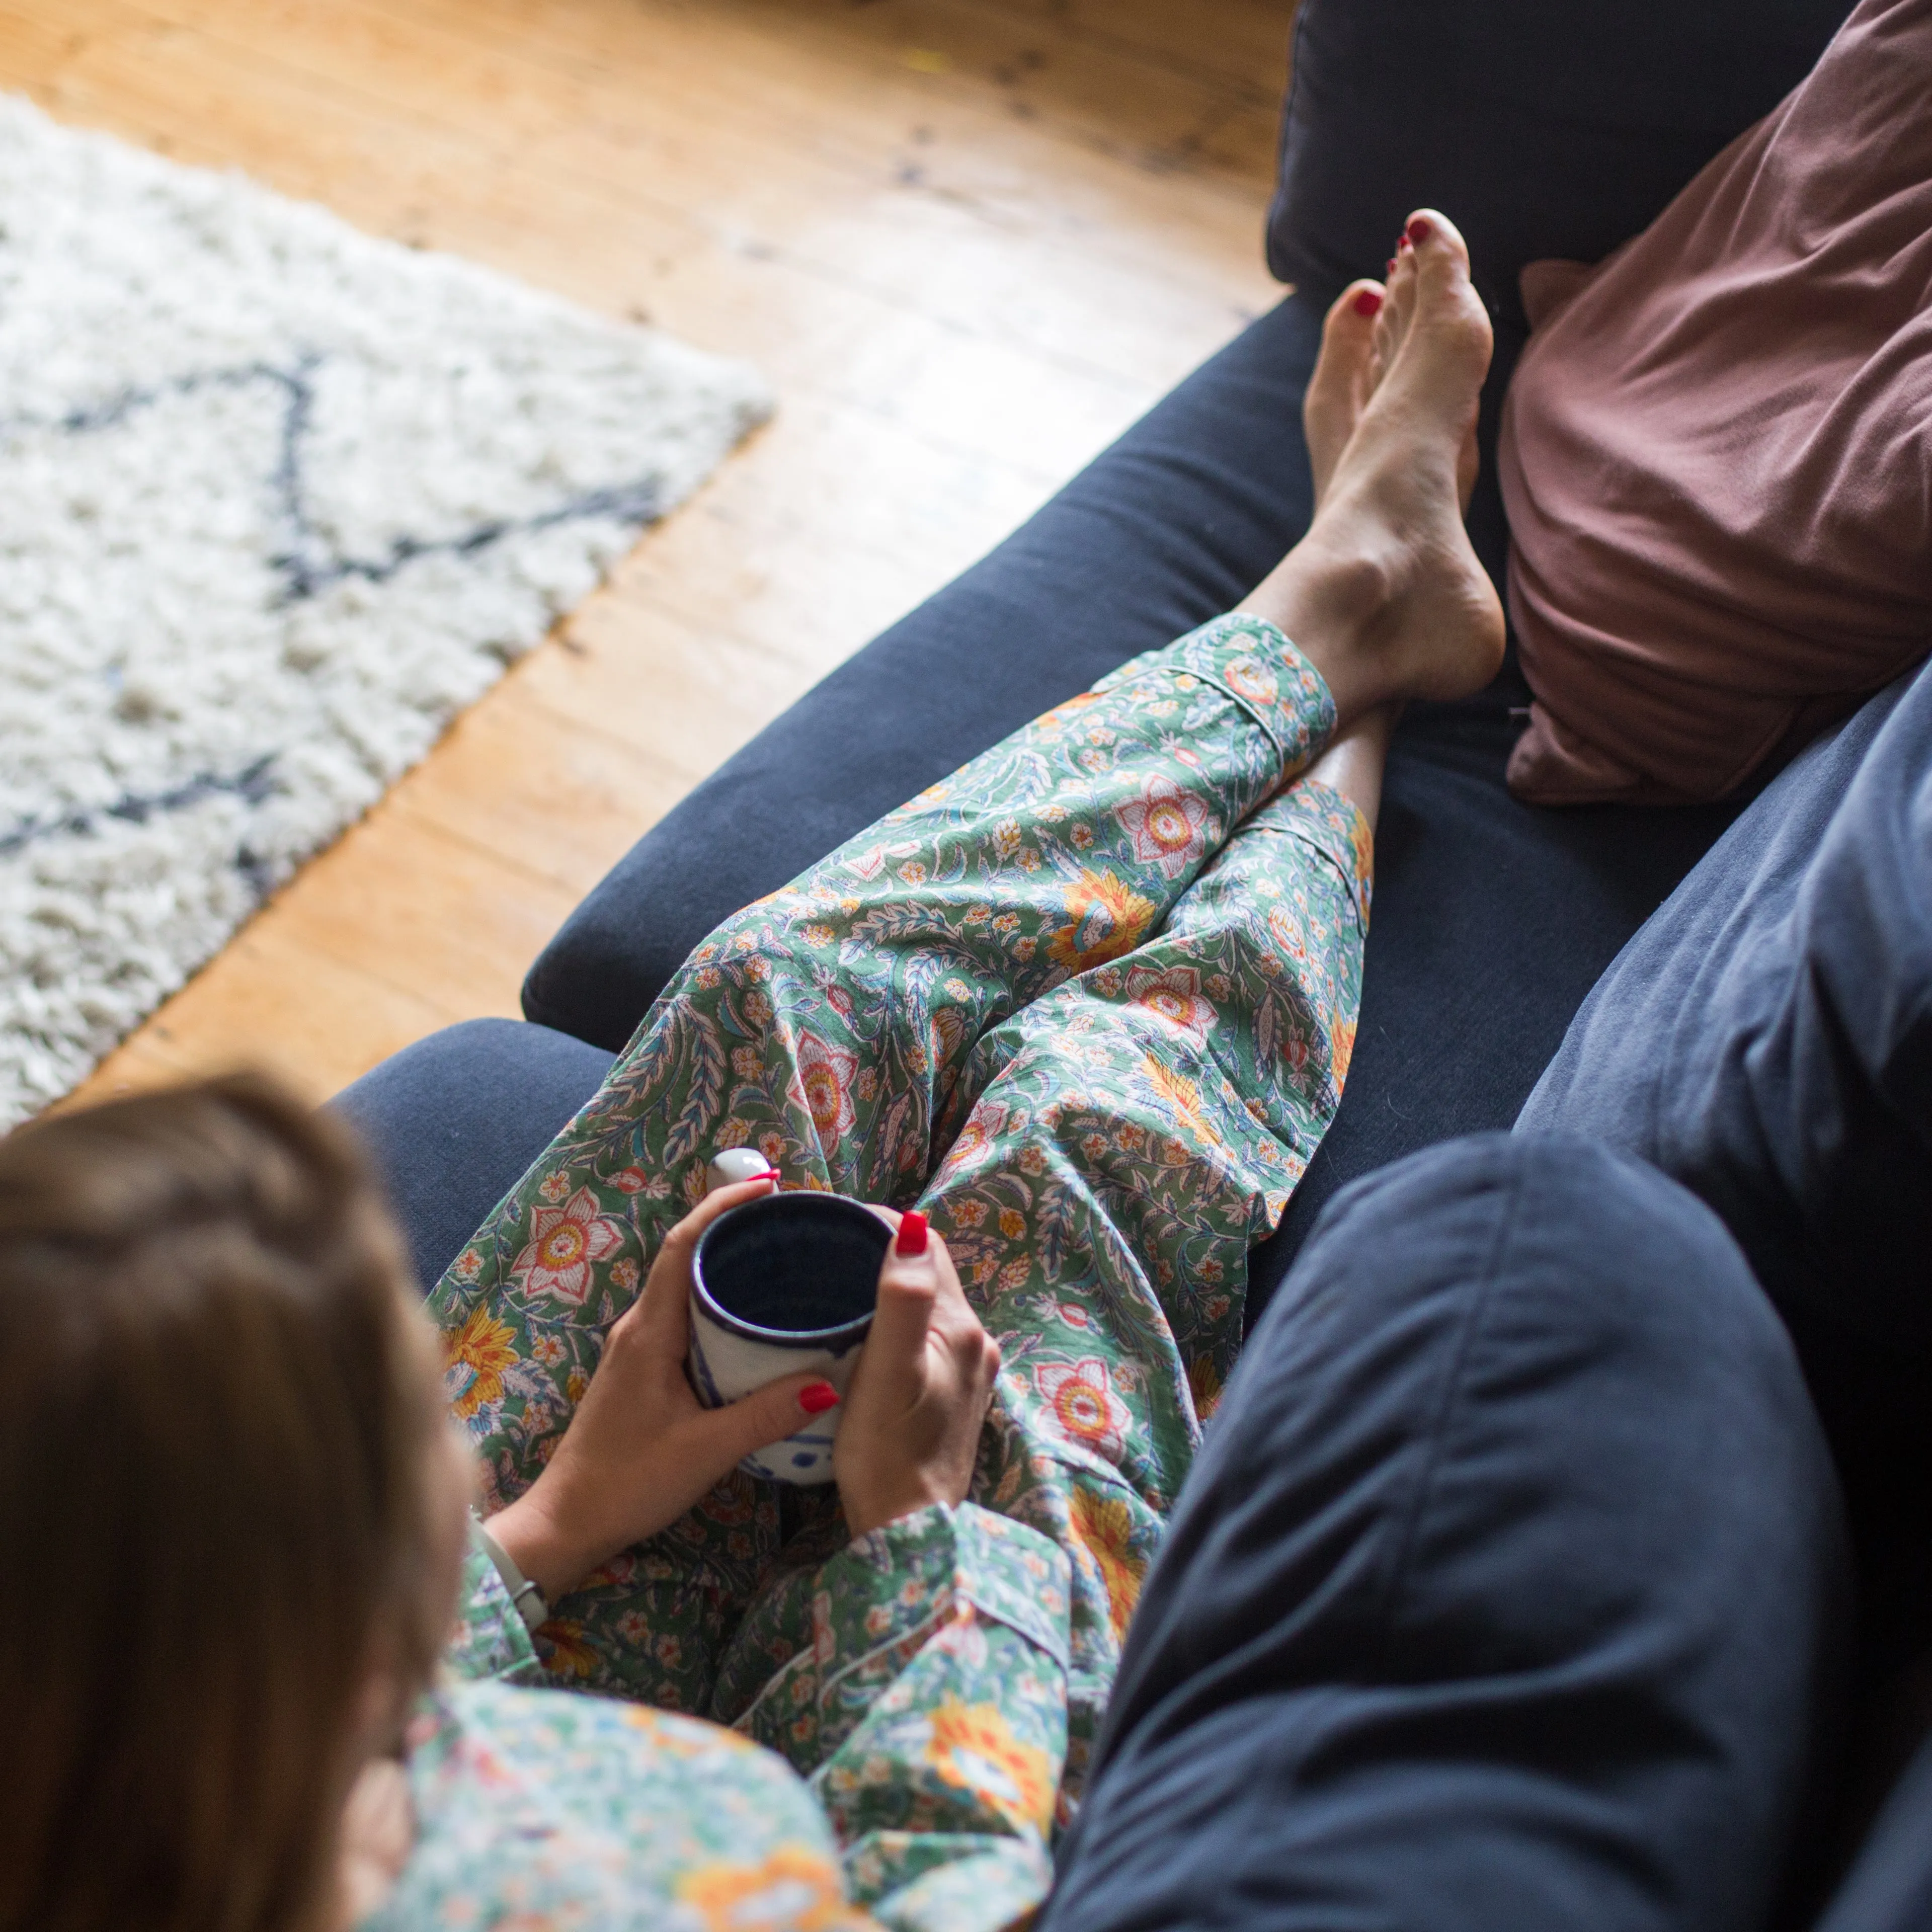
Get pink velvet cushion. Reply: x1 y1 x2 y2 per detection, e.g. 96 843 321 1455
1496 0 1932 806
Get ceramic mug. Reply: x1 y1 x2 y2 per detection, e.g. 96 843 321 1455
688 1162 889 1484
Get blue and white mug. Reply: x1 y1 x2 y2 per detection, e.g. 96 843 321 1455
688 1169 889 1485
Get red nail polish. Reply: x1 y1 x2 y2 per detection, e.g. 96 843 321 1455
895 1210 929 1256
1386 256 1399 274
798 1381 840 1414
1352 287 1383 318
1406 215 1432 245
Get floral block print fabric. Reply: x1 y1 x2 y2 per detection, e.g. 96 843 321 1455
379 1532 1058 1931
427 612 1370 1924
372 1677 867 1932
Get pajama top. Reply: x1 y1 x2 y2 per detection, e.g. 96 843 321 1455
404 615 1372 1930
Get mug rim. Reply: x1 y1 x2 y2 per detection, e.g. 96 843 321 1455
691 1192 887 1347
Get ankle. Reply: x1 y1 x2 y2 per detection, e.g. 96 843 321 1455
1237 537 1396 721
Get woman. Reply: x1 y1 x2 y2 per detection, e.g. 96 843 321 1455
436 211 1498 1913
1 209 1500 1931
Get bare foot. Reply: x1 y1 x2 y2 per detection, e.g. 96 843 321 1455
1242 208 1505 717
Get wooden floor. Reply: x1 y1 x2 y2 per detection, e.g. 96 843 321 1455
10 0 1295 1111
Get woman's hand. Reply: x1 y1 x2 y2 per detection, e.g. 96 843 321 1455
488 1177 833 1604
835 1213 1002 1538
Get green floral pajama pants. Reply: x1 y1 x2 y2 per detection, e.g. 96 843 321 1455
431 611 1370 1812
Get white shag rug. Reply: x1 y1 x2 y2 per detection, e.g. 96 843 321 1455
0 96 772 1128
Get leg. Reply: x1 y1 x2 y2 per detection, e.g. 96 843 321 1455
703 711 1389 1780
905 765 1374 1797
432 607 1341 1704
525 219 1497 1056
1043 1136 1852 1932
430 212 1504 1704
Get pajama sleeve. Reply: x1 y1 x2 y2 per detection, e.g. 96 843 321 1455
443 1528 548 1686
719 1503 1075 1932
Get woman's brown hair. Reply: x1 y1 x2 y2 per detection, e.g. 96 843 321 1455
0 1074 448 1932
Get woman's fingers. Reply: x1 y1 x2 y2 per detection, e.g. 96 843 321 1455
913 1233 997 1385
866 1249 941 1387
696 1371 836 1469
833 1220 998 1536
923 1236 975 1328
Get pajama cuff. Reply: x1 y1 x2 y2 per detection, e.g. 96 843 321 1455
1093 611 1338 779
734 1502 1073 1772
1257 775 1375 936
442 1528 546 1686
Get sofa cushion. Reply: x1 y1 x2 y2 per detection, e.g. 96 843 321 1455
1813 1726 1932 1932
1517 661 1932 1353
1517 662 1932 1669
1266 0 1852 330
331 1017 613 1294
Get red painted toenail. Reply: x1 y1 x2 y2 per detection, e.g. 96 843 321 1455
1353 287 1384 317
1406 216 1433 245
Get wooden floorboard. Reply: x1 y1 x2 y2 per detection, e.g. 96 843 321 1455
11 0 1295 1112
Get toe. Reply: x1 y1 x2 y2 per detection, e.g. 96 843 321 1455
1319 279 1385 363
1335 278 1385 327
1401 207 1472 275
1385 237 1419 316
1375 244 1417 370
1399 207 1492 376
1317 278 1383 403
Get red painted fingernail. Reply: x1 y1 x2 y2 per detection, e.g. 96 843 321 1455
895 1210 929 1256
798 1381 840 1414
1386 256 1399 274
1352 287 1383 317
1406 216 1432 245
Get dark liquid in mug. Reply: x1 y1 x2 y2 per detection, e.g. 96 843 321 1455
697 1194 888 1335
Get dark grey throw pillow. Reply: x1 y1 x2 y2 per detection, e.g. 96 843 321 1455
1517 661 1932 1357
1516 662 1932 1660
1266 0 1853 329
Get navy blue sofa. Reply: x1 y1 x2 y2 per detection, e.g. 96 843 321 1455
339 0 1932 1920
